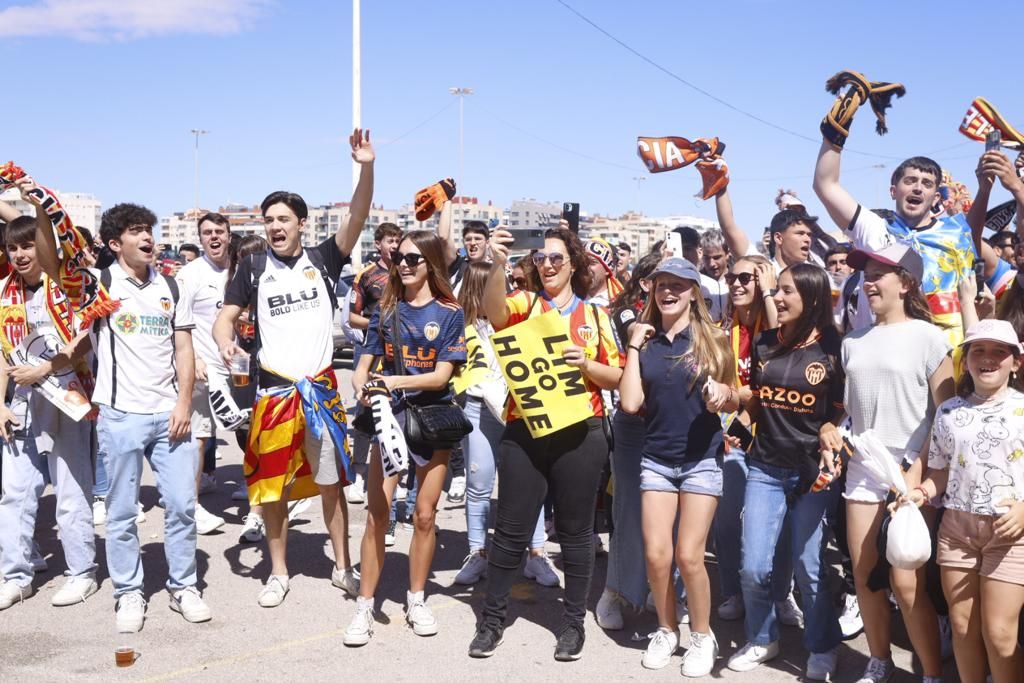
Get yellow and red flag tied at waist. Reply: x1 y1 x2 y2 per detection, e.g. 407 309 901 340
451 324 492 395
636 136 729 200
0 162 119 327
491 309 594 439
244 368 353 506
959 98 1024 151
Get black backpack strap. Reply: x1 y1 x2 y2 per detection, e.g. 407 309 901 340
304 247 339 311
94 268 113 333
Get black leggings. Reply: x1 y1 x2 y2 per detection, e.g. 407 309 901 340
482 417 608 627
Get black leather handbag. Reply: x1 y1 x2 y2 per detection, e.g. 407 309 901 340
391 308 473 448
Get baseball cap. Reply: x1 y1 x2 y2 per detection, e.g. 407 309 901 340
847 241 924 282
960 319 1023 355
650 257 701 284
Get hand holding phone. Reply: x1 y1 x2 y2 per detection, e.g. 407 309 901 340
986 129 1002 152
561 203 580 233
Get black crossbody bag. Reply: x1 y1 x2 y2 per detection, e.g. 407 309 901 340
391 307 473 448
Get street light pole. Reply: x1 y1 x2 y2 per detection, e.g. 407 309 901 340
632 176 647 214
190 128 209 216
352 0 361 195
449 87 473 203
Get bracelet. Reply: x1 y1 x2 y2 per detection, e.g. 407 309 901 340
627 344 643 352
912 485 931 505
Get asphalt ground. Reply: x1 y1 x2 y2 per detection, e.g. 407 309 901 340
0 365 961 682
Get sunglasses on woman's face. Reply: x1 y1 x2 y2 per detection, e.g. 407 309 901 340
391 251 425 268
512 277 528 289
531 252 566 269
725 272 755 286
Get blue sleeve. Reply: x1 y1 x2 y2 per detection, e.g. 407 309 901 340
987 257 1015 297
363 308 384 355
436 307 467 365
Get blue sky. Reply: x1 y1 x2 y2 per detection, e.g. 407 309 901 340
3 0 1023 242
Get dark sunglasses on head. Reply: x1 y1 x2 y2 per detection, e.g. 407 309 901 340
391 251 425 268
531 252 566 268
725 272 755 285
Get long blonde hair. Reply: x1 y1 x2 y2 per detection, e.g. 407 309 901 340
642 278 737 388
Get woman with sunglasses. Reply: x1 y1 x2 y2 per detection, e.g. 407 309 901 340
841 245 952 683
346 231 466 646
727 263 844 679
595 252 662 630
468 227 623 661
715 255 803 626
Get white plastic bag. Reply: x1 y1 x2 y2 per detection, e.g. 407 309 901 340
850 430 931 570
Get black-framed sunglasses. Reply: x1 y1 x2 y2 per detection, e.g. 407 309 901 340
512 277 529 289
531 252 566 269
724 272 755 286
391 251 425 268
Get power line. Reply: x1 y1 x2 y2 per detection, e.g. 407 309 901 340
378 100 456 147
554 0 907 161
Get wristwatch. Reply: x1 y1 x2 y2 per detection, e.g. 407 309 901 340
763 288 777 299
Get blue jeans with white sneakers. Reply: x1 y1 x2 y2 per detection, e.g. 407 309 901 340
98 405 198 596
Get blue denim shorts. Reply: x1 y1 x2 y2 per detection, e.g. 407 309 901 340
640 455 722 496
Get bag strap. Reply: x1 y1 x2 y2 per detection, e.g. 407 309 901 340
304 246 339 311
390 305 407 376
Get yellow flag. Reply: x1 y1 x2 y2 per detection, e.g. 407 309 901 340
452 324 492 394
490 309 593 438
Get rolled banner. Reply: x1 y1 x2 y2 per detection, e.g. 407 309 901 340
959 97 1024 151
0 162 119 327
364 380 408 477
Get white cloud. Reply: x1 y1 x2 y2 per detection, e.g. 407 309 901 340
0 0 271 41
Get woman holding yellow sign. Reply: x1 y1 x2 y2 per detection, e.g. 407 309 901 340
468 226 623 662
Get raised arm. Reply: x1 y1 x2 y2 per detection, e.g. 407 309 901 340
437 199 459 267
336 128 375 257
482 229 514 329
714 186 751 257
813 140 860 231
0 195 19 223
973 150 1024 255
15 177 61 281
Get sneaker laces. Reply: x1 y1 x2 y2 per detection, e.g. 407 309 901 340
863 658 890 680
648 628 674 650
558 620 585 643
119 592 145 610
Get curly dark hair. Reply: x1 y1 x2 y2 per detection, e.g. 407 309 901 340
100 203 157 248
520 227 593 298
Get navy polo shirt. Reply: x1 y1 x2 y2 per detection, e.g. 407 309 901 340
639 327 724 465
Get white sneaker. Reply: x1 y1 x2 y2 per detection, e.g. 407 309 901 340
839 592 864 640
776 591 804 628
394 485 408 501
287 497 311 520
345 475 366 504
446 475 466 503
718 594 745 621
136 503 146 524
195 503 225 535
856 657 894 683
524 553 560 587
406 591 438 636
239 513 265 544
0 581 33 609
169 586 212 623
807 647 838 681
727 641 779 672
384 519 397 547
343 598 374 646
257 575 289 608
51 575 98 606
231 482 248 502
92 497 107 526
30 544 47 573
593 533 606 556
331 566 360 597
454 552 488 585
596 588 626 630
115 591 147 633
681 631 718 677
642 627 678 670
198 473 218 496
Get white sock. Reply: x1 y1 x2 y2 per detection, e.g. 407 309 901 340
407 590 424 605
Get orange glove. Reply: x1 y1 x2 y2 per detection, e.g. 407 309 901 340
413 178 456 221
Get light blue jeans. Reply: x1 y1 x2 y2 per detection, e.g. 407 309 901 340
740 460 842 653
604 412 649 607
0 411 95 586
98 405 198 596
715 449 793 601
462 396 545 552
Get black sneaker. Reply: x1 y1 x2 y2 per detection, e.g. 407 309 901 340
553 621 585 661
468 624 503 658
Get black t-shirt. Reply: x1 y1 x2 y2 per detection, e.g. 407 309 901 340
749 328 844 475
224 237 348 307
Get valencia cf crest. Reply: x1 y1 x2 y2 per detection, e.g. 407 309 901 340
805 362 827 386
576 323 596 344
302 266 318 281
159 297 172 313
424 321 440 341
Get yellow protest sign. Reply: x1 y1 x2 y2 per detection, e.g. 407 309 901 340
490 309 593 438
452 324 492 395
